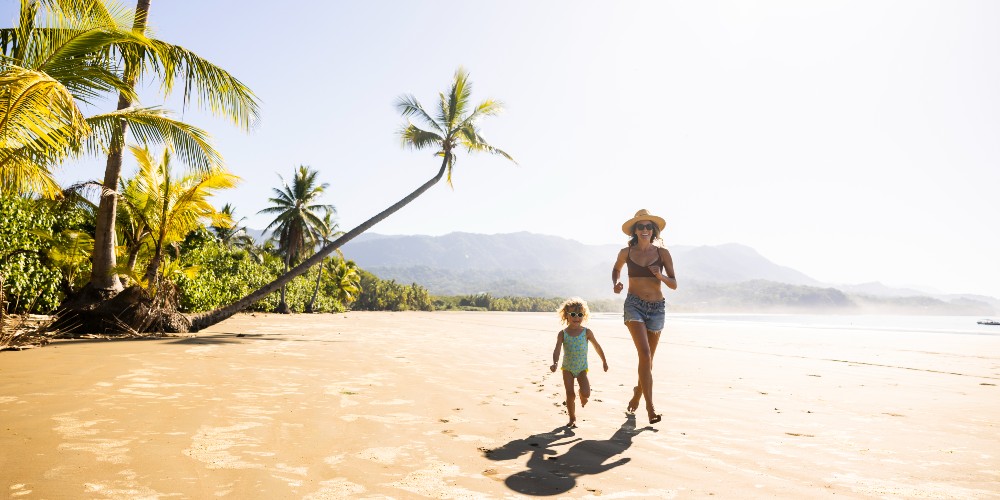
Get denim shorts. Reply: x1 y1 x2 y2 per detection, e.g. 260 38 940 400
623 294 665 332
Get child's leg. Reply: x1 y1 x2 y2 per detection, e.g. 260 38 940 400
562 370 577 427
578 372 591 407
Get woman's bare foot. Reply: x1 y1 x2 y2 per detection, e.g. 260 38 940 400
581 395 588 407
626 385 641 413
567 419 577 428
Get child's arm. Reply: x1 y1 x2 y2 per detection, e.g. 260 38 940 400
587 330 609 372
550 331 563 372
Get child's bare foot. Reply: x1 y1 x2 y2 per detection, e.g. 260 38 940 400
626 386 641 413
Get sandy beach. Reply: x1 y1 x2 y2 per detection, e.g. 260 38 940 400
1 311 998 498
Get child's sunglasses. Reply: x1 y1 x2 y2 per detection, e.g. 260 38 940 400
567 312 584 318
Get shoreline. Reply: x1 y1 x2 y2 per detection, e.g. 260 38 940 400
2 311 998 497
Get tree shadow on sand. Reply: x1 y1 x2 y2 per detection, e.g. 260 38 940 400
482 415 655 496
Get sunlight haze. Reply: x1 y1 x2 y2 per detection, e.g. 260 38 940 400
7 0 997 298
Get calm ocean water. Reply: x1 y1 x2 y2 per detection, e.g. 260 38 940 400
589 313 1000 337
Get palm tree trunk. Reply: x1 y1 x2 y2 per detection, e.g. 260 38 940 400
275 259 290 314
305 259 325 313
189 158 449 331
143 243 162 288
126 244 141 273
88 0 151 293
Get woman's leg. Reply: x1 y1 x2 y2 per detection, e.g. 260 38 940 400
628 329 662 412
562 369 577 427
626 321 659 423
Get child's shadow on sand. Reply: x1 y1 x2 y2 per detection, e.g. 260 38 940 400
483 415 655 496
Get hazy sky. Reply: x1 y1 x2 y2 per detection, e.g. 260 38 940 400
5 1 998 298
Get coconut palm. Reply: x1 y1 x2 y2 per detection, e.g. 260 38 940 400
305 211 343 313
258 165 334 313
329 257 361 306
91 0 259 295
189 67 514 331
0 0 260 299
0 1 251 200
119 144 238 292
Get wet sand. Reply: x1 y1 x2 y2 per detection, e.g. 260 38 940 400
1 311 998 498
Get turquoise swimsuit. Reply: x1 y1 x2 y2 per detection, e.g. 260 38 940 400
561 328 589 376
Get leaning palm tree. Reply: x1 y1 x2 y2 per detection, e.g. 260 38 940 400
189 66 514 331
258 165 334 313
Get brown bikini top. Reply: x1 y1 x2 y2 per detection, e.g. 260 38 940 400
626 247 663 278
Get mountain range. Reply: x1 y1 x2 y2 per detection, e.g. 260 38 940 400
332 232 997 314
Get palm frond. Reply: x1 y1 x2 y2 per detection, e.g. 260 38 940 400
0 151 62 197
445 66 472 128
394 94 442 133
11 1 145 103
84 106 222 171
0 65 86 197
399 123 442 151
148 41 261 132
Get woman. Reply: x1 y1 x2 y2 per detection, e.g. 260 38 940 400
612 209 677 424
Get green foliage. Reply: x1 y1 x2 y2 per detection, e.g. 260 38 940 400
177 240 350 313
352 270 432 311
429 294 621 313
0 195 93 312
176 240 278 312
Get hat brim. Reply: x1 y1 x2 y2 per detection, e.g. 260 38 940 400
621 215 666 235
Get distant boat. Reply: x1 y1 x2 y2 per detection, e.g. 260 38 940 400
978 319 1000 326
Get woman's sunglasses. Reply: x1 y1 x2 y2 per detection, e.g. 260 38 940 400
635 223 656 231
567 312 584 318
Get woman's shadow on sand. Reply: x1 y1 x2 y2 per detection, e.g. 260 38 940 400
482 415 655 496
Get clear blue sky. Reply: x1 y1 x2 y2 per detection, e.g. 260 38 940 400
4 1 999 298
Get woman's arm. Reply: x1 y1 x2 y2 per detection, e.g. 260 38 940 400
612 248 628 294
655 247 678 290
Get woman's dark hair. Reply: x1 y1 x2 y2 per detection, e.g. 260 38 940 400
628 223 661 247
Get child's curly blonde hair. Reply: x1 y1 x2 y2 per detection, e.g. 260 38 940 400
557 297 591 326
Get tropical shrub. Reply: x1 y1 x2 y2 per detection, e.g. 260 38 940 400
353 270 432 311
176 240 279 312
176 239 351 313
0 195 92 312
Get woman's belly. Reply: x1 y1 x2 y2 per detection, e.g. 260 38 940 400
627 277 663 302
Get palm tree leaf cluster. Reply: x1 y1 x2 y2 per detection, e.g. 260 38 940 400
0 0 260 200
397 66 515 187
117 144 237 288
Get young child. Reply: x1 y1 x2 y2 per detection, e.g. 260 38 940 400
550 297 609 428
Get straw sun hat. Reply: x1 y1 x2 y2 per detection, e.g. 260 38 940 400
621 209 666 235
